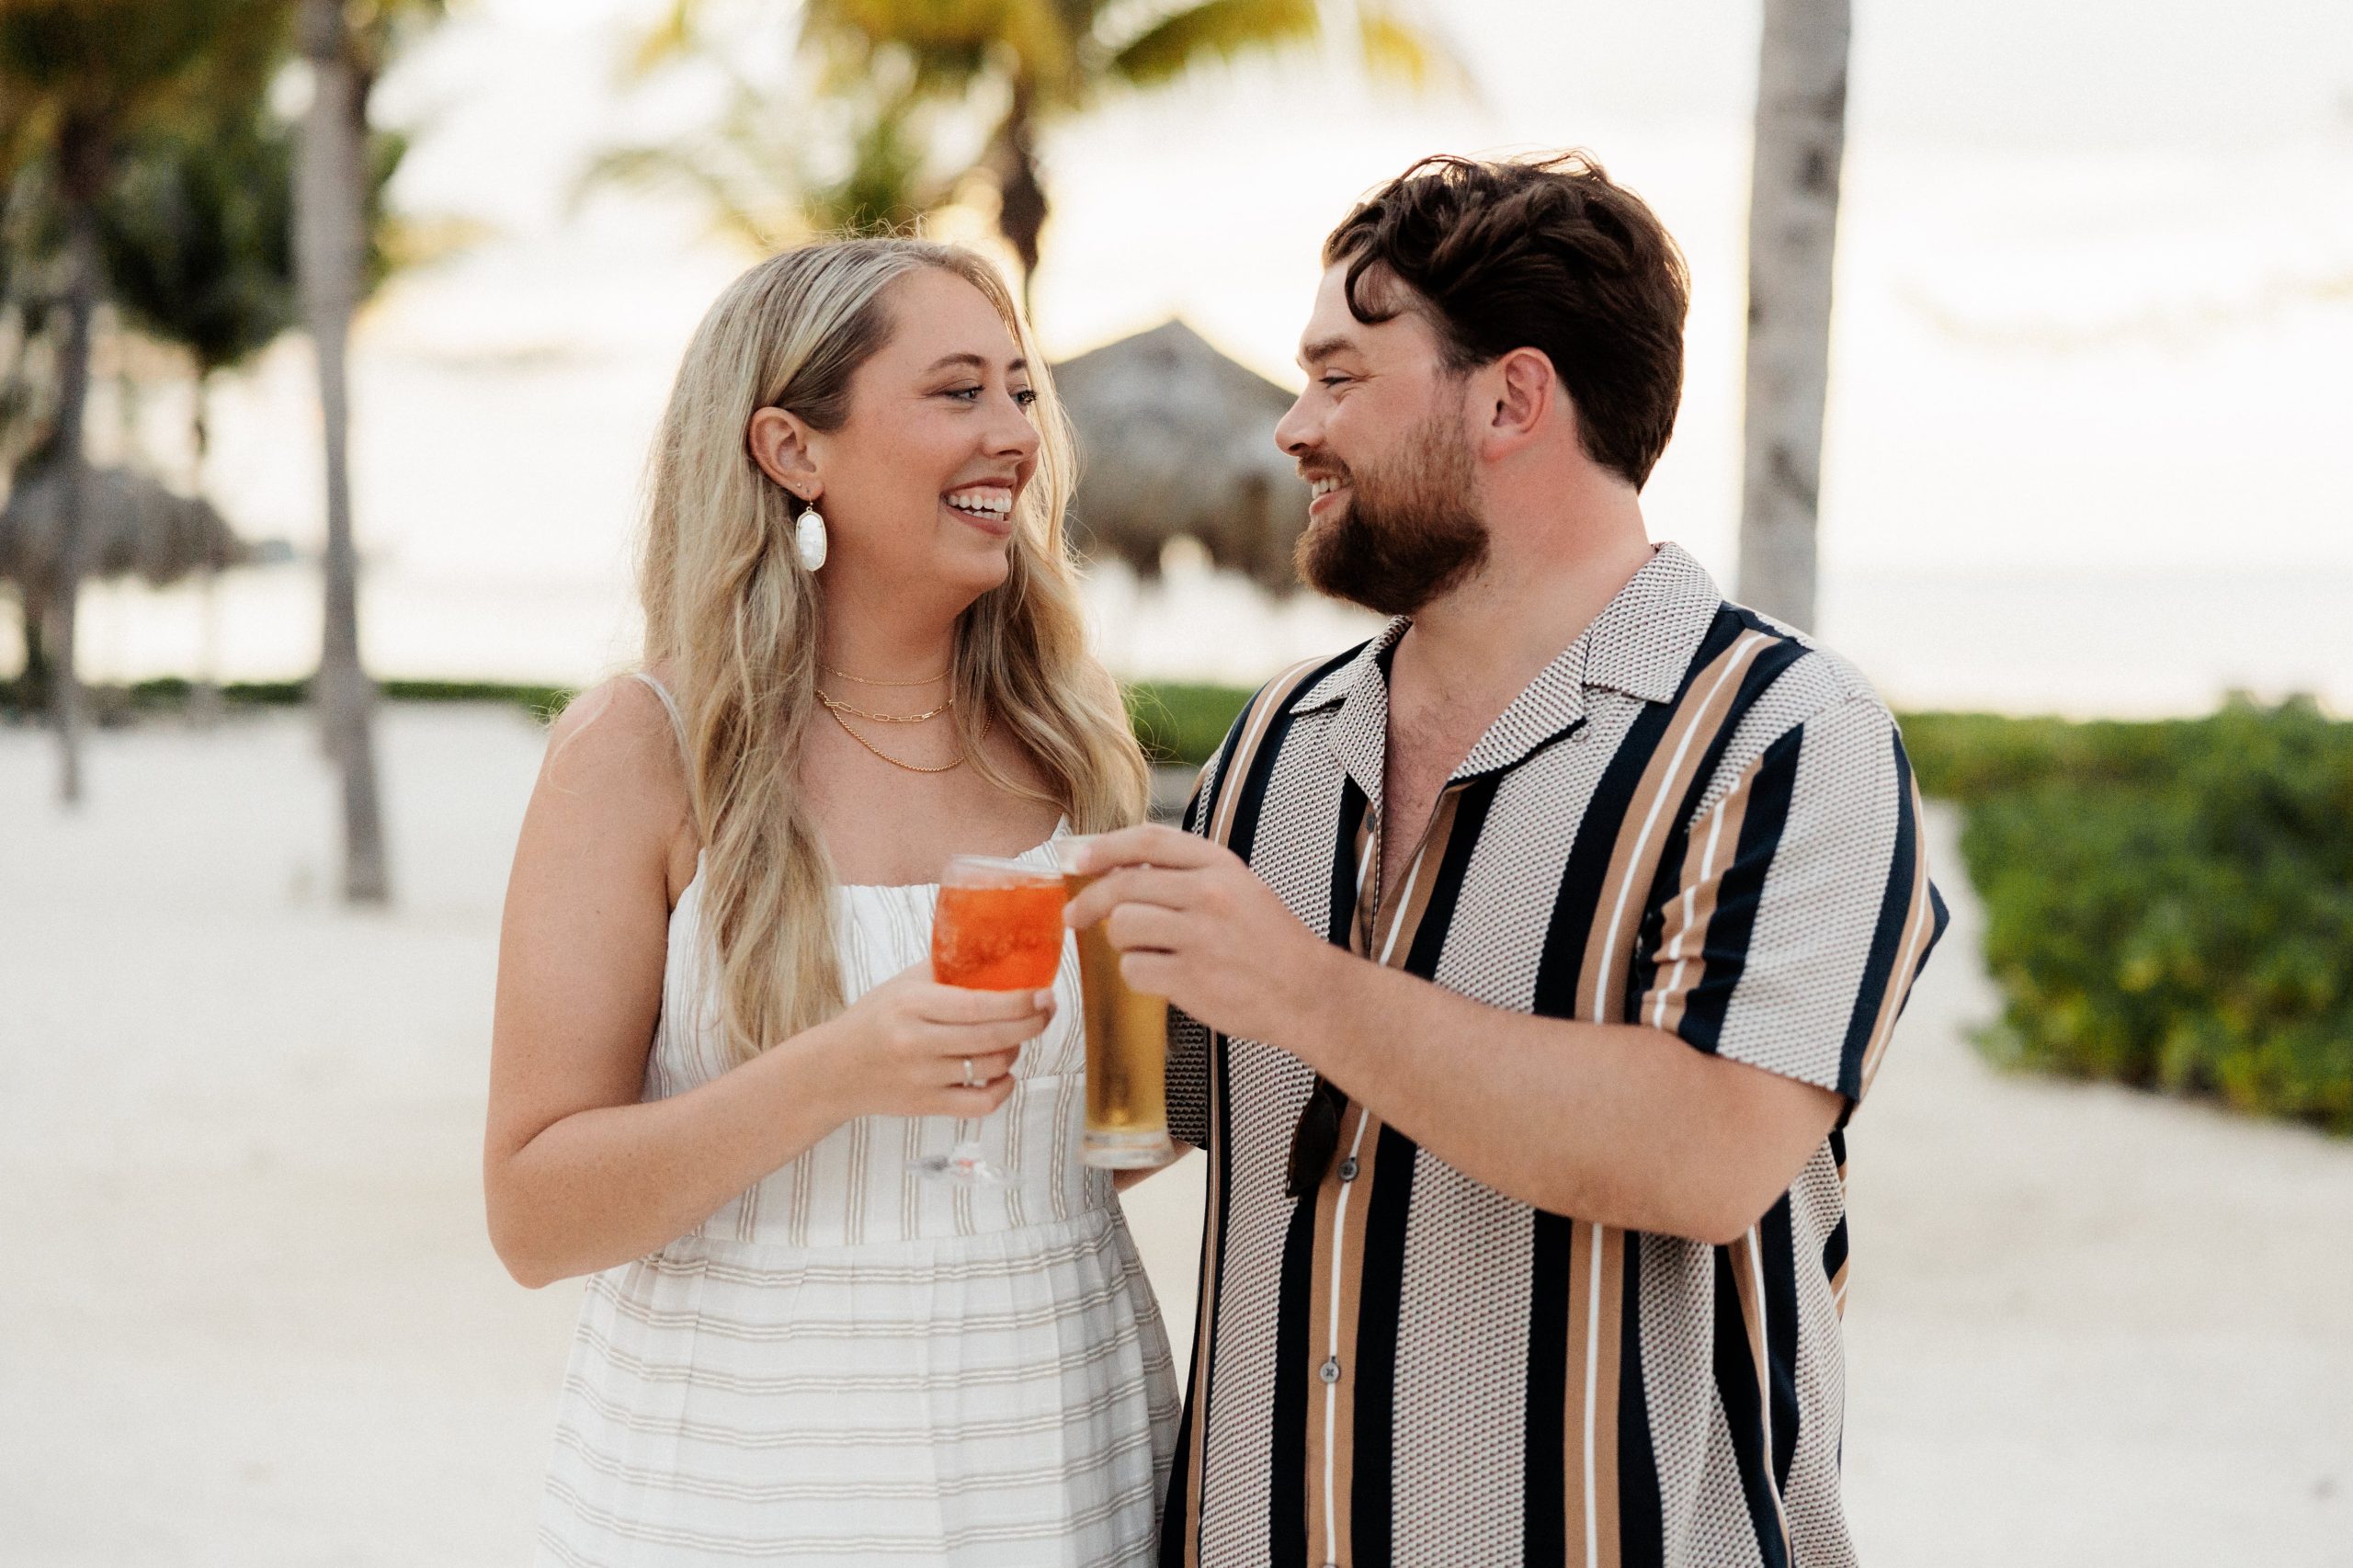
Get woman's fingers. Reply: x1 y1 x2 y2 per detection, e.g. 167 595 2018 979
936 1078 1017 1119
917 983 1056 1025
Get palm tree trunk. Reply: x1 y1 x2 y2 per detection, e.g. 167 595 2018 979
189 376 222 727
989 85 1048 316
296 0 390 903
48 122 107 807
1735 0 1850 633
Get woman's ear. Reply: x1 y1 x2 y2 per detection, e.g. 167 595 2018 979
748 407 822 501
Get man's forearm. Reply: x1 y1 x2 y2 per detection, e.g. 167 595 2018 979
1280 945 1840 1244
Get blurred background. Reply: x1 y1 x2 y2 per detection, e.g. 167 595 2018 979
2 1 2348 1564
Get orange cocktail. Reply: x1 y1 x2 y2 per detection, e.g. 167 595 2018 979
931 857 1066 990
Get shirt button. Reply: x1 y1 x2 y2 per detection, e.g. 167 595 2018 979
1319 1357 1341 1384
1337 1156 1359 1182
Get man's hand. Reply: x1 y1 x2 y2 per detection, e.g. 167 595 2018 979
1063 824 1337 1050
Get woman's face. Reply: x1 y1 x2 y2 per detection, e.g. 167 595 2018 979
794 267 1042 606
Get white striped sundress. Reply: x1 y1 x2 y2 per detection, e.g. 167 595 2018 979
538 675 1180 1565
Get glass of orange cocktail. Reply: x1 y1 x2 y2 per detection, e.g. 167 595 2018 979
911 855 1067 1185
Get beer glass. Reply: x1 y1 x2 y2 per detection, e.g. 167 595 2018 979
1057 844 1176 1168
913 855 1066 1185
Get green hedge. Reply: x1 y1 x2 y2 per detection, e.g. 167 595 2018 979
1907 699 2353 1132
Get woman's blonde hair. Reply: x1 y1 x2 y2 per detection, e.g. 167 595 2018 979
636 238 1146 1062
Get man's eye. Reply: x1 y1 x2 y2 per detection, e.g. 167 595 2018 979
1319 374 1353 389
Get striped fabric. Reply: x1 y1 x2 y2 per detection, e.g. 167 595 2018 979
539 677 1180 1564
1158 544 1947 1568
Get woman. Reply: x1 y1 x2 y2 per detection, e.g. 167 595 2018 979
485 239 1177 1564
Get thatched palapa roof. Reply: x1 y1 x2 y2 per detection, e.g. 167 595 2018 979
0 461 257 597
1053 320 1308 593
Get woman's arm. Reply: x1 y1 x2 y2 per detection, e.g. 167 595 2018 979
483 681 1050 1287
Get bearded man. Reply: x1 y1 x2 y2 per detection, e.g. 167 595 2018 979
1067 152 1947 1568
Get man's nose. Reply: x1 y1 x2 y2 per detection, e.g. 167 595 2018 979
1274 392 1317 457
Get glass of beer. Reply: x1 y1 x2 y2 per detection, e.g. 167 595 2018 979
913 855 1067 1185
1057 843 1176 1168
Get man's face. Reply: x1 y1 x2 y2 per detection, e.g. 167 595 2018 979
1273 261 1488 617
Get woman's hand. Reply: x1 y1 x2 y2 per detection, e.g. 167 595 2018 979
813 960 1054 1121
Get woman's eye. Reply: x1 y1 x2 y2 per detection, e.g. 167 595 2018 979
1013 388 1039 408
943 385 983 402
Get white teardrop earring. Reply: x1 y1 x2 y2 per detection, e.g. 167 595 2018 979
795 506 828 572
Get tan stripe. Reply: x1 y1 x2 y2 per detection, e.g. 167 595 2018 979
1303 1102 1380 1565
1728 1232 1793 1558
1562 1220 1597 1560
1829 1257 1852 1319
1577 632 1771 1024
1641 770 1755 1038
1591 1224 1626 1568
1207 656 1328 849
1859 772 1938 1090
1179 1040 1225 1568
1370 789 1460 971
1180 657 1324 1567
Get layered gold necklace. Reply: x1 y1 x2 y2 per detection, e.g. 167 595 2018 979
817 665 975 774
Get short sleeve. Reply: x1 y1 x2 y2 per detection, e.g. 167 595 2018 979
1634 695 1948 1108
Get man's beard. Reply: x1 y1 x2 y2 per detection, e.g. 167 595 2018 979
1294 412 1488 617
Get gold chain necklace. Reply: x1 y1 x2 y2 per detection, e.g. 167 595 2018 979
815 689 955 724
824 705 989 774
822 663 951 687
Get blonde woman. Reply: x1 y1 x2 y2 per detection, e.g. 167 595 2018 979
485 240 1177 1564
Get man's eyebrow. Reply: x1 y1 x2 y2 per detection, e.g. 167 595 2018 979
923 352 1027 376
1297 335 1358 369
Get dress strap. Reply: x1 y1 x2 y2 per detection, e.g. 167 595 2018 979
629 671 689 758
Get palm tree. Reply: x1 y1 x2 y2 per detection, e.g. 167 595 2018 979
636 0 1465 306
293 0 441 905
101 98 297 718
1734 0 1850 633
0 0 267 802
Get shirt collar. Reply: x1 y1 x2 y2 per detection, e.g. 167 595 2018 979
1288 542 1726 805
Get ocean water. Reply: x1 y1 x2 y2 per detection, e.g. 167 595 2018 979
25 550 2352 721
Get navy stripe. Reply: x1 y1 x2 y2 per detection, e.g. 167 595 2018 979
1711 1248 1791 1568
1349 1123 1420 1566
1759 1199 1802 1491
1628 633 1810 1022
1531 699 1680 1018
1616 1237 1665 1568
1157 1392 1194 1567
1835 733 1921 1096
1821 1213 1850 1286
1401 775 1502 978
1672 724 1803 1053
1522 1214 1573 1566
1267 1188 1316 1561
1330 779 1368 950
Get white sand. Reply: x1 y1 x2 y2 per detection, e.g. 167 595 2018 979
0 707 2346 1565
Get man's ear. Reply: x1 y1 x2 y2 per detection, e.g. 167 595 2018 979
1485 347 1560 450
748 406 823 500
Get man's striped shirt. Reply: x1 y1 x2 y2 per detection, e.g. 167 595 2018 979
1160 543 1948 1568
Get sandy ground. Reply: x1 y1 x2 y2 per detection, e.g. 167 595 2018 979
1 705 2347 1566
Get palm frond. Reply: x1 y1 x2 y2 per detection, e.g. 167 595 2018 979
1355 5 1474 96
1106 0 1316 87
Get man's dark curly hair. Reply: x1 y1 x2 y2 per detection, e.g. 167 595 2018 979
1323 152 1690 489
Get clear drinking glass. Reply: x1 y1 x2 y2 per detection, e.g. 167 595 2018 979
910 855 1067 1185
1057 842 1176 1169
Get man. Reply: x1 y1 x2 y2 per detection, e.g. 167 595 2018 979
1066 152 1947 1567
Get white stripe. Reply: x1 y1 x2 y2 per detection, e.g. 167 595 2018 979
1583 1222 1606 1568
1594 633 1768 1024
1322 1105 1378 1557
1650 774 1743 1029
1860 788 1935 1083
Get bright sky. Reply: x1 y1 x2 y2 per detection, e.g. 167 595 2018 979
57 0 2353 708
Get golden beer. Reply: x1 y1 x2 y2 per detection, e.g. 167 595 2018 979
1064 870 1176 1167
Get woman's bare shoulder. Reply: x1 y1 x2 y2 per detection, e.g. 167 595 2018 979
534 674 692 847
